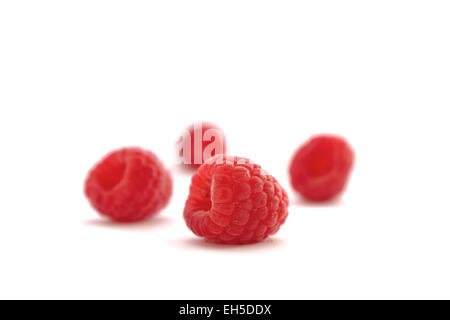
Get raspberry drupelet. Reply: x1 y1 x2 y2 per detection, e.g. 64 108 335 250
85 147 172 222
289 134 355 202
184 155 289 244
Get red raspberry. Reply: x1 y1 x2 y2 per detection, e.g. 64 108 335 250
177 122 226 168
85 148 172 222
183 155 289 244
289 134 355 202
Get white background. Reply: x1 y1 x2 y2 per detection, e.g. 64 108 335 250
1 1 449 299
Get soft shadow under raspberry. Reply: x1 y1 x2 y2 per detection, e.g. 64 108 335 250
83 215 173 231
172 237 285 251
293 196 345 208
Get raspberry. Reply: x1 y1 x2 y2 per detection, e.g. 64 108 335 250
289 134 355 202
183 155 289 244
85 147 172 222
177 122 226 168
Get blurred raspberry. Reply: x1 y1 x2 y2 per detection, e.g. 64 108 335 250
85 147 172 222
177 122 226 168
289 134 355 202
183 155 289 244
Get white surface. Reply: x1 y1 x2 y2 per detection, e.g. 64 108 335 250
1 1 450 299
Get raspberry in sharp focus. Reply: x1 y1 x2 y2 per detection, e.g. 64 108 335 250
183 155 289 244
178 122 226 169
289 134 355 202
85 147 172 222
